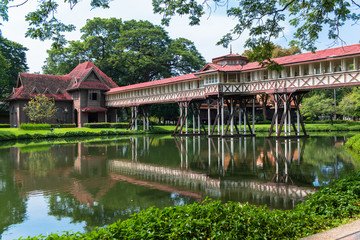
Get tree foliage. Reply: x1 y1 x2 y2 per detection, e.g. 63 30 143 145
152 0 360 68
338 88 360 119
1 0 358 67
301 93 337 124
23 94 58 123
42 18 205 86
0 34 28 103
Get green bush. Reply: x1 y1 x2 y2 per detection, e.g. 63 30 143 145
0 124 10 128
50 124 76 128
84 122 128 128
20 123 51 130
0 131 16 141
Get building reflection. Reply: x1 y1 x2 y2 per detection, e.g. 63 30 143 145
5 134 354 231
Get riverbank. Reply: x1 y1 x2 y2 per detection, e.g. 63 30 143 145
22 169 360 239
1 123 360 141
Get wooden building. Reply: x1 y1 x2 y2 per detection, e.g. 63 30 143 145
6 61 118 127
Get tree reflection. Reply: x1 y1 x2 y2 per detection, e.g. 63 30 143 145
47 181 194 232
1 135 358 235
0 149 26 235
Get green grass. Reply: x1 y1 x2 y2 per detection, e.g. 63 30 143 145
0 122 359 142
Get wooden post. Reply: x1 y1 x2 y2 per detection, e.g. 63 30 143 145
244 109 247 134
180 102 183 132
297 104 300 136
284 94 287 136
239 107 242 134
147 112 150 131
185 104 188 134
143 109 146 131
134 106 138 130
207 99 211 135
230 98 234 135
198 105 201 134
221 97 224 136
193 104 195 134
275 94 278 135
217 100 220 135
252 98 255 135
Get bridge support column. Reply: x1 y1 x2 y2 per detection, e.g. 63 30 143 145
185 105 188 134
217 100 220 135
223 98 241 137
222 97 255 137
127 106 139 130
207 99 211 135
173 101 193 136
268 92 308 138
252 98 255 135
239 107 242 133
193 108 195 134
221 97 224 136
208 99 221 137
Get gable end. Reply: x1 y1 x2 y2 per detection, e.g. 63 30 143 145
30 87 40 94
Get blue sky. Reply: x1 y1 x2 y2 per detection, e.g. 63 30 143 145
1 0 359 73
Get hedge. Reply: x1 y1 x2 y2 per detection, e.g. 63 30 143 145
0 124 10 128
50 124 76 128
84 122 129 128
20 123 52 130
20 123 76 130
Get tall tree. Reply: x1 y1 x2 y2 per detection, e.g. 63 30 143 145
1 1 358 66
43 18 205 85
0 34 28 105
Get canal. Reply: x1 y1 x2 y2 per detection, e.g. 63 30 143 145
0 135 359 239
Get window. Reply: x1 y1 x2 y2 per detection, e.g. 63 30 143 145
90 92 97 100
205 74 219 84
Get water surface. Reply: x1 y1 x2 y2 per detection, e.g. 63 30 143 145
0 135 359 239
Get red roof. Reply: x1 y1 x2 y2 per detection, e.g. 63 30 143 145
67 61 118 90
241 44 360 71
6 73 73 101
6 61 118 101
82 107 107 112
212 53 248 62
107 44 360 94
107 73 199 94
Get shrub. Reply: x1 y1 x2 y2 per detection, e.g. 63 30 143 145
20 123 51 130
0 124 10 128
50 124 76 128
0 131 16 141
84 122 128 128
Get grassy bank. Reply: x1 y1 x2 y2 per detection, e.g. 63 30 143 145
0 122 360 142
23 170 360 239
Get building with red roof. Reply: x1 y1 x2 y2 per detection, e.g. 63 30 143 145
6 61 119 127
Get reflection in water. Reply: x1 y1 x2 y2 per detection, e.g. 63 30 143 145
0 135 357 238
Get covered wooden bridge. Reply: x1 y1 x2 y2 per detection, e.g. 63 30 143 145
105 44 360 137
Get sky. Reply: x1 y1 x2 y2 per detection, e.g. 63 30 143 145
1 0 360 73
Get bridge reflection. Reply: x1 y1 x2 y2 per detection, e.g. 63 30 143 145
9 135 350 211
108 136 319 209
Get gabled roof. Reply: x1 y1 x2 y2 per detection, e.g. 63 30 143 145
6 73 73 101
6 61 118 101
66 61 118 90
